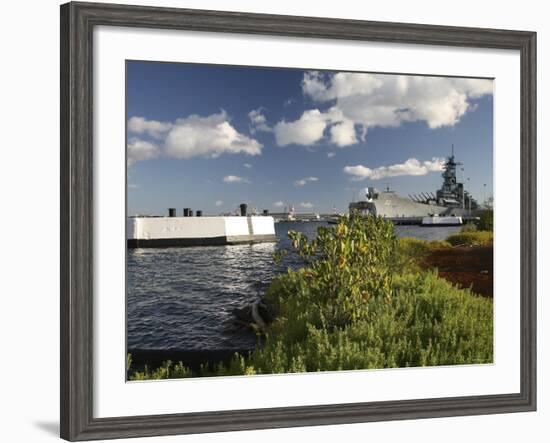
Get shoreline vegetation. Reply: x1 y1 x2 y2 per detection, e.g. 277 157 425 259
128 212 494 381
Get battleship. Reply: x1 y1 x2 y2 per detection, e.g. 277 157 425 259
349 150 479 225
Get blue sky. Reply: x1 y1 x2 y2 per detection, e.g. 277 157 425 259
127 61 493 215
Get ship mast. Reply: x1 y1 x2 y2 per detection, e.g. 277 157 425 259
436 144 463 207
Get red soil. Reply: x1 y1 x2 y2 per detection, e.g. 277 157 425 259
422 245 493 298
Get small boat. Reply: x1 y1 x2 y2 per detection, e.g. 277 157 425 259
421 215 463 227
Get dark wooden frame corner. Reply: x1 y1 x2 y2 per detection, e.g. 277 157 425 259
60 1 537 441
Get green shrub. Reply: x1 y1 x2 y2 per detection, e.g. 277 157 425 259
461 222 478 233
398 237 451 254
398 237 431 255
265 214 397 330
239 215 493 373
395 237 451 272
428 240 453 249
129 360 193 381
477 210 493 232
235 270 492 373
446 231 493 246
394 237 430 272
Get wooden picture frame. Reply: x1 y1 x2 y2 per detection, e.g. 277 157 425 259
60 2 536 440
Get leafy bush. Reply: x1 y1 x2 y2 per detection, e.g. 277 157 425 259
394 237 452 272
398 237 452 254
398 237 431 256
266 214 397 330
476 210 493 232
239 215 493 373
240 271 493 373
446 231 493 247
461 222 478 233
428 240 453 249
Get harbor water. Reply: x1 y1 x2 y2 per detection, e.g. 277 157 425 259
127 222 461 352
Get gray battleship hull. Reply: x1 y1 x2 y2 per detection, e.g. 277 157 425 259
369 191 448 218
352 191 471 219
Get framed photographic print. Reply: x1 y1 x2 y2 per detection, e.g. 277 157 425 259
60 1 536 441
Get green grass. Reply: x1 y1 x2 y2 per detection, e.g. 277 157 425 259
395 237 452 272
460 222 478 233
227 271 492 374
129 360 193 381
446 231 493 247
127 214 493 380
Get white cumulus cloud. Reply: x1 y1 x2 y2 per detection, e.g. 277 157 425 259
300 71 493 146
343 157 445 181
251 98 364 149
223 175 250 184
127 138 160 165
273 201 285 208
303 71 382 102
127 116 172 139
165 112 262 159
271 104 360 148
215 200 223 207
248 108 272 133
127 111 262 164
300 202 314 208
274 109 328 146
330 119 357 146
243 163 252 169
294 176 319 187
